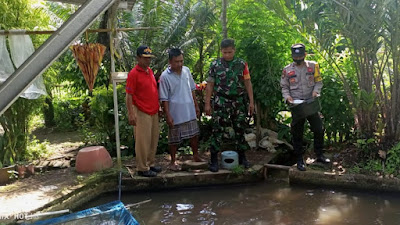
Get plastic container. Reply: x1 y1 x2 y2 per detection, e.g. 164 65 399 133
221 151 239 170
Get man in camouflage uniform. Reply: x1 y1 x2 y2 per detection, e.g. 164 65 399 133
205 39 255 172
280 43 330 171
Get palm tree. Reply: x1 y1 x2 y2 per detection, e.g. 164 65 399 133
116 0 218 81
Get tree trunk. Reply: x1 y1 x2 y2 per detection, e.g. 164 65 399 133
221 0 228 39
198 38 204 82
43 96 55 127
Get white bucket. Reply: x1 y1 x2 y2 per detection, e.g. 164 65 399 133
221 151 239 169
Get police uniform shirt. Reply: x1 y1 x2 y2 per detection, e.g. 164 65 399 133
280 60 323 101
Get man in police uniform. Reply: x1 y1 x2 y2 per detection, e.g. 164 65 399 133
280 43 330 171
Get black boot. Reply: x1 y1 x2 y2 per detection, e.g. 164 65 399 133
297 157 306 171
316 154 330 163
238 151 251 169
209 152 219 172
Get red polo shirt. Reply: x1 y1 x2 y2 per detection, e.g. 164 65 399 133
126 64 159 115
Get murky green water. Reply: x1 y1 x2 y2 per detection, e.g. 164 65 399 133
87 182 400 225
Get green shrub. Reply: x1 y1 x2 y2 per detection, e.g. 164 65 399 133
319 57 356 144
362 159 384 175
157 119 169 154
87 86 133 155
276 111 292 142
385 142 400 175
53 97 86 130
0 98 42 167
231 165 245 175
354 138 378 158
24 136 49 161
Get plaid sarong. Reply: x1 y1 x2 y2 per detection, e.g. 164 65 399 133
168 119 200 144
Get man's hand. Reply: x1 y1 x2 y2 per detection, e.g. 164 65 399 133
312 91 320 98
158 106 163 117
248 102 255 116
128 113 137 126
166 114 174 128
205 103 212 116
286 96 294 104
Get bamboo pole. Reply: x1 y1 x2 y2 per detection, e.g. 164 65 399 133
0 27 161 35
109 0 122 170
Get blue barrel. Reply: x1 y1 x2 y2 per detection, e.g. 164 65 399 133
221 151 239 169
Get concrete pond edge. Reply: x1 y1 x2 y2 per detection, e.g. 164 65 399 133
265 163 400 192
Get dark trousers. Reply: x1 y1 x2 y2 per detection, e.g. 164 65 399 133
291 112 324 158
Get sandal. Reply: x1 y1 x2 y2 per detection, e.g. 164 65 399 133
167 163 181 171
193 156 206 162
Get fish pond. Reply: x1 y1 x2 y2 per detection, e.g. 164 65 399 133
85 182 400 225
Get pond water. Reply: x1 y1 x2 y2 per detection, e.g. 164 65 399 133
87 182 400 225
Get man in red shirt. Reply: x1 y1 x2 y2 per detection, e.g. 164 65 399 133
126 45 161 177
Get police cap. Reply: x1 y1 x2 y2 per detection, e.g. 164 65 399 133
291 43 306 57
137 45 155 57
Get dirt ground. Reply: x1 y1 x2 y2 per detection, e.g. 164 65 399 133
32 127 84 159
0 128 85 219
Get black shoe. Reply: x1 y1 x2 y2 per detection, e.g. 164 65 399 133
137 170 157 177
297 159 306 171
209 152 219 172
238 152 251 169
150 166 162 173
209 163 219 172
316 155 331 164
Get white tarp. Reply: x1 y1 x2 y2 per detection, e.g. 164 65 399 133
9 34 35 67
9 34 47 99
0 36 14 83
0 32 47 99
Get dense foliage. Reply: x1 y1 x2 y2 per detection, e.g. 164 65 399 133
228 0 298 128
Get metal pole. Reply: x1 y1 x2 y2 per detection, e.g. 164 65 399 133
112 79 122 169
0 27 162 36
24 209 70 220
0 0 117 115
118 171 122 200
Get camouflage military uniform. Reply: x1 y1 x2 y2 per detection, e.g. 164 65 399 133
280 60 324 157
206 57 250 154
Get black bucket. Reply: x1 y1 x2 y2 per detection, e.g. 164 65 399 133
290 98 321 120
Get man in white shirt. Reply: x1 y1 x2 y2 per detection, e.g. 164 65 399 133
159 48 204 171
